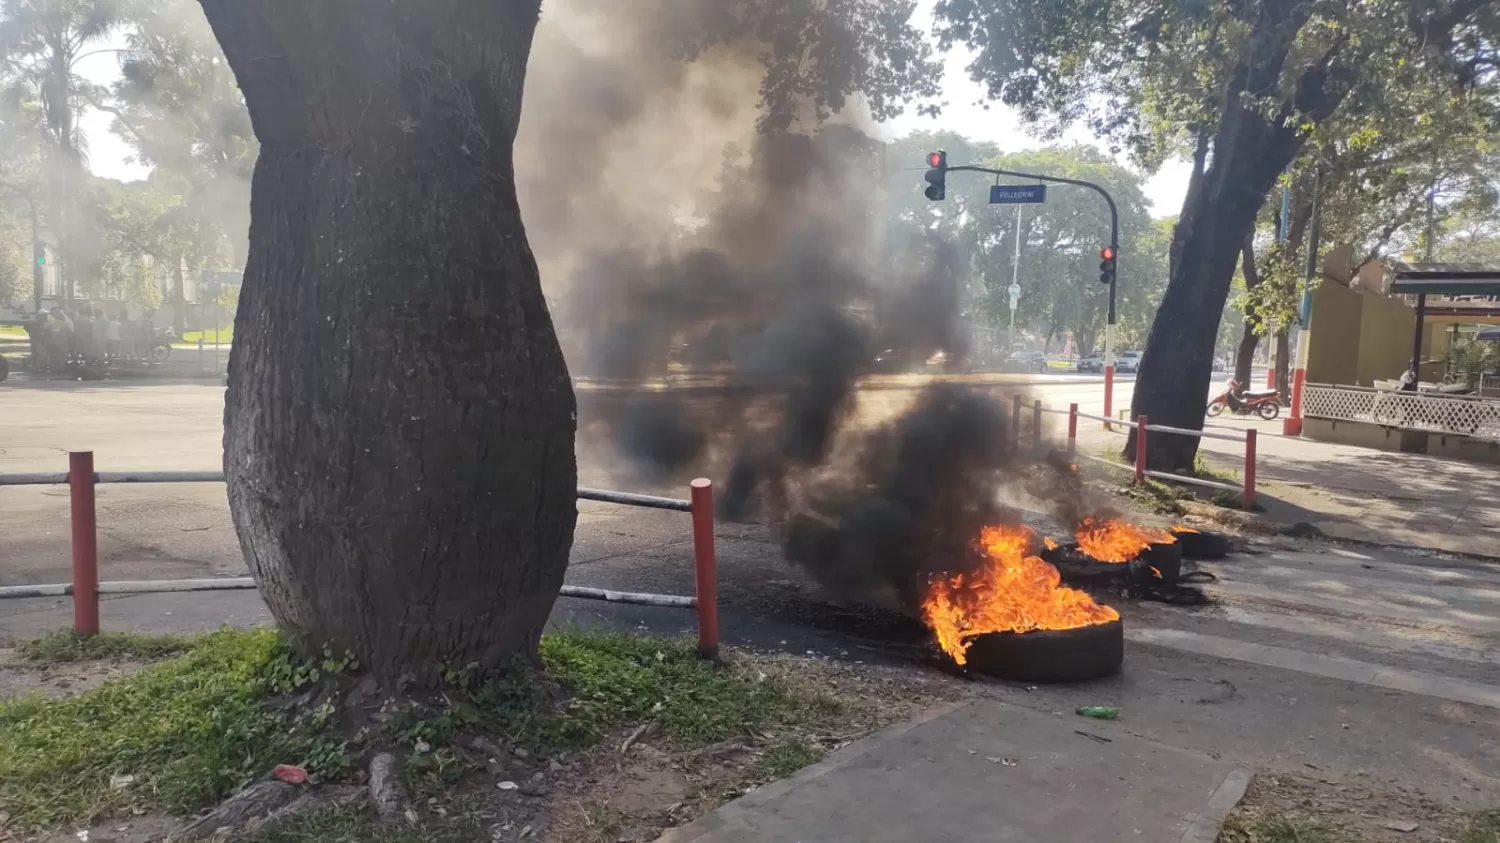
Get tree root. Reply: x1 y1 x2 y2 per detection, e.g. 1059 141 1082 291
169 780 366 841
368 751 413 825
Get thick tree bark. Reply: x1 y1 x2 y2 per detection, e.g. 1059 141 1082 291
1233 236 1261 387
1126 0 1351 470
1272 329 1291 401
200 0 576 685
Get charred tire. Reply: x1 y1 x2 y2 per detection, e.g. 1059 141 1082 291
1206 399 1226 418
1256 401 1280 420
1172 528 1231 560
965 618 1124 683
1133 541 1182 587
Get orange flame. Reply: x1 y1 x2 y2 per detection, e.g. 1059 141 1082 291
921 524 1119 665
1074 517 1176 563
1173 524 1200 534
1043 537 1058 550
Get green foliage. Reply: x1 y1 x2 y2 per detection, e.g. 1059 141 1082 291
405 632 815 755
0 629 347 833
1218 813 1357 843
243 805 487 843
881 137 1161 354
0 625 847 836
1464 809 1500 843
761 740 824 778
661 0 942 133
1447 339 1498 388
17 630 193 663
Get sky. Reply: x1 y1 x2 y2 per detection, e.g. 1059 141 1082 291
71 12 1193 218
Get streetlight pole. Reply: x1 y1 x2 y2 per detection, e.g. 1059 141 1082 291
1009 203 1023 352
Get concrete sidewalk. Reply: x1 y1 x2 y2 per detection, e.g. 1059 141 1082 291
659 699 1249 843
1078 415 1500 559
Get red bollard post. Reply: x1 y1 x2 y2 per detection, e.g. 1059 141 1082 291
1012 394 1023 444
1134 416 1148 484
1243 429 1257 510
1103 365 1115 429
69 451 99 637
1283 368 1306 437
1032 400 1043 446
1067 403 1079 458
689 478 719 659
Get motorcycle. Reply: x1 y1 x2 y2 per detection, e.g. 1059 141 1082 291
1207 379 1281 420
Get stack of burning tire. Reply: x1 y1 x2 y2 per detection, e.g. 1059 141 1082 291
917 520 1229 683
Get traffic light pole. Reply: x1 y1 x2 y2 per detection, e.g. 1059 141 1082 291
946 165 1120 420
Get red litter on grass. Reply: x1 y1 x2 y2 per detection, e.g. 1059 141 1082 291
272 764 308 784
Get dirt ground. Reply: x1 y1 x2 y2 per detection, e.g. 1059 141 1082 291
1227 773 1480 842
5 649 966 843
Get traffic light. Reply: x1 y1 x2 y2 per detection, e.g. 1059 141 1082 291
924 150 947 201
1099 245 1117 286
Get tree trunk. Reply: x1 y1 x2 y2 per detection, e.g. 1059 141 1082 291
1125 0 1339 470
172 259 187 337
1233 236 1261 387
1273 329 1291 401
200 0 576 686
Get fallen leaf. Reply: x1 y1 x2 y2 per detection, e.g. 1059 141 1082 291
272 764 308 784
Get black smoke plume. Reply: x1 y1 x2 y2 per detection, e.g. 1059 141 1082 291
516 0 1097 611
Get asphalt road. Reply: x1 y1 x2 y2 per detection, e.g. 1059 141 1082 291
0 369 1269 587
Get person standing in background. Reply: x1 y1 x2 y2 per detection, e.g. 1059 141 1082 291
106 312 123 362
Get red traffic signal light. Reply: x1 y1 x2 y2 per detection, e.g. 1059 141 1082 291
924 150 948 201
1100 246 1116 261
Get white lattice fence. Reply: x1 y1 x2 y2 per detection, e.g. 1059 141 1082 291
1303 385 1500 441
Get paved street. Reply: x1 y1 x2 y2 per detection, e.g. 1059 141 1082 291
2 375 1499 810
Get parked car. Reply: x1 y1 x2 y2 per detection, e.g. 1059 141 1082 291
1115 351 1143 374
1212 356 1226 372
1004 350 1048 373
1077 353 1104 373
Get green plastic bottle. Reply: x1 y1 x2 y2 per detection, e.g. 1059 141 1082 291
1076 706 1119 720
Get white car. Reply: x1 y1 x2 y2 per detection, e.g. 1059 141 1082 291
1115 351 1143 374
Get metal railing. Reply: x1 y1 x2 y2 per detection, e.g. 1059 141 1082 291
1303 383 1500 442
1008 395 1257 509
0 454 721 658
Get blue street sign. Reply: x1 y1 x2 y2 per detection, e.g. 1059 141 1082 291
990 184 1047 204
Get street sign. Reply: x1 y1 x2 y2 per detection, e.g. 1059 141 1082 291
1008 283 1021 295
990 184 1046 204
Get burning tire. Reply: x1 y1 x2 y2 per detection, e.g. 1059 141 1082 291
1170 527 1230 560
964 618 1124 683
1134 541 1182 587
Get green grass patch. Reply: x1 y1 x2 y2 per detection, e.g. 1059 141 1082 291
0 628 346 833
1465 809 1500 843
1217 813 1357 843
243 803 486 843
181 325 234 344
761 740 824 779
18 630 194 664
3 628 837 836
398 631 817 758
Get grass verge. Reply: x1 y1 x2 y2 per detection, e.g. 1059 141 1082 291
1 628 900 839
1466 809 1500 843
1218 813 1357 843
181 325 234 344
18 629 195 664
0 628 344 832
